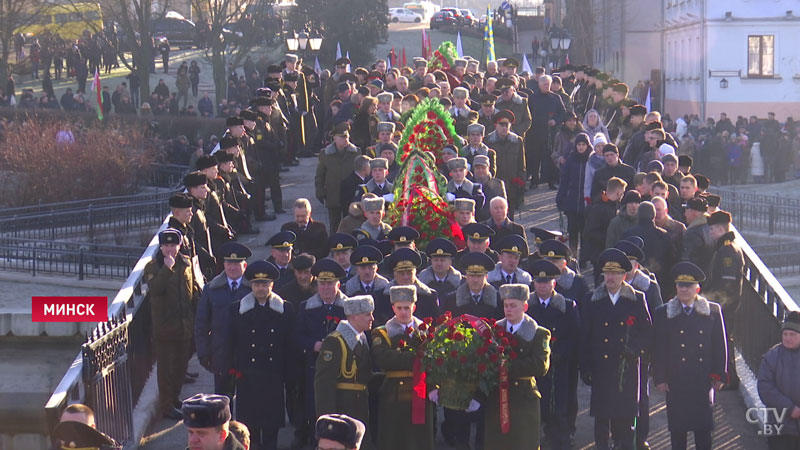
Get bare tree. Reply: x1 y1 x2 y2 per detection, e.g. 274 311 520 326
0 0 44 81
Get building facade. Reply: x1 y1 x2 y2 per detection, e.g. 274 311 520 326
663 0 800 119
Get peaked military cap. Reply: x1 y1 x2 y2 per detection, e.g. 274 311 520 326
219 136 239 150
245 260 280 282
358 238 392 256
53 420 118 450
169 193 193 208
220 242 251 261
529 259 561 281
390 285 417 304
528 227 562 244
369 79 384 90
614 240 644 262
447 157 468 171
158 228 182 245
463 223 495 241
467 123 485 135
183 171 209 188
502 57 520 68
215 151 235 163
623 235 645 250
539 239 571 259
481 94 497 105
426 238 457 258
494 109 515 124
239 109 258 121
499 283 529 302
182 393 232 428
361 196 385 212
598 248 632 273
497 234 528 256
351 245 383 266
495 78 514 90
290 253 316 270
369 158 389 170
226 116 244 127
388 226 420 243
386 248 422 271
335 57 351 66
266 230 296 248
315 414 365 449
454 198 475 212
195 155 218 171
329 232 358 252
460 251 495 275
671 261 706 284
707 210 731 226
312 258 347 281
413 58 427 68
686 197 707 212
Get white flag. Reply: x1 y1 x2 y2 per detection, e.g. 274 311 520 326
336 42 342 60
522 53 533 74
456 31 464 58
645 85 651 111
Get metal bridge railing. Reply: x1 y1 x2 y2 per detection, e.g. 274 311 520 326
712 187 800 235
0 191 176 218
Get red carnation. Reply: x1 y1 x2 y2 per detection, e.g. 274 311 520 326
488 318 497 326
509 351 518 360
427 111 437 119
459 355 467 363
710 373 722 382
550 336 558 343
334 317 341 323
453 331 465 341
419 323 428 331
446 332 454 340
398 339 406 347
450 350 459 358
477 347 488 356
626 315 636 326
502 337 510 346
435 357 444 366
414 124 424 133
489 353 499 362
427 332 435 340
424 317 434 324
477 363 487 373
497 346 505 354
326 315 333 321
405 326 413 335
228 368 237 375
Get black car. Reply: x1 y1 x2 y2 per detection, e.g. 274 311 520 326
441 7 467 26
151 17 198 49
430 10 457 29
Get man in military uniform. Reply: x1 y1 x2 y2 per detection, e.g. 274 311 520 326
371 286 435 450
681 197 713 275
409 58 427 90
276 253 317 308
184 171 217 279
445 157 485 211
182 393 246 450
449 87 473 136
251 96 286 218
315 414 366 450
527 260 580 450
144 228 201 420
453 199 476 247
704 210 744 389
229 260 294 450
482 196 527 250
265 230 296 290
366 122 396 159
358 196 392 241
293 259 349 448
52 420 119 450
316 122 361 232
375 248 439 325
494 79 532 138
652 262 727 450
472 155 506 223
580 248 652 450
167 193 209 280
486 110 526 218
375 93 400 124
280 198 329 260
315 295 376 450
343 244 389 298
460 123 497 177
356 158 394 202
477 94 499 131
455 223 499 266
328 232 359 282
488 234 532 289
418 238 463 298
483 283 551 449
196 243 252 399
195 156 235 258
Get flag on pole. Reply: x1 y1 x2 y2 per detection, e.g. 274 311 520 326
336 42 342 60
427 31 433 57
422 29 428 59
314 56 321 74
91 68 103 121
522 53 533 74
345 51 351 71
644 85 651 111
389 47 397 68
456 31 464 58
565 54 571 65
484 4 495 63
401 48 407 67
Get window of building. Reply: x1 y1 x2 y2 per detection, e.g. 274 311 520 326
748 35 774 77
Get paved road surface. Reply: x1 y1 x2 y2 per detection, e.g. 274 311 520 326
140 157 767 450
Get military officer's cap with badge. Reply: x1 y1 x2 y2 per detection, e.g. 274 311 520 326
369 158 389 170
459 251 495 276
388 226 420 244
529 259 561 282
390 285 417 304
499 284 529 303
245 260 280 283
329 232 358 253
312 258 346 282
315 414 365 449
463 223 495 242
158 228 182 245
539 239 571 260
183 171 209 188
343 295 375 315
598 248 632 273
467 123 485 135
53 420 119 450
413 58 427 68
481 94 497 106
529 227 563 245
194 155 218 171
226 116 244 127
168 193 193 209
219 136 239 150
291 253 316 270
333 122 351 137
266 230 296 249
386 248 422 272
358 238 392 256
335 57 351 67
671 261 706 286
494 109 515 124
502 57 520 69
351 245 383 266
426 238 457 259
454 198 475 212
498 234 528 256
220 242 252 262
623 235 645 250
614 240 644 263
182 393 232 428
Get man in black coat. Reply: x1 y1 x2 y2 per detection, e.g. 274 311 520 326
621 201 675 290
339 155 372 216
652 262 727 450
228 261 295 450
482 196 527 252
280 198 329 260
590 144 636 202
526 75 566 189
373 248 439 326
266 231 297 290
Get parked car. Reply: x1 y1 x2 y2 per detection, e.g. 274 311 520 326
151 16 197 48
430 10 457 29
459 9 477 27
389 7 423 23
441 7 467 26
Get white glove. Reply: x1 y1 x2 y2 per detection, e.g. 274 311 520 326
445 192 456 202
382 193 395 203
466 399 481 413
427 389 439 404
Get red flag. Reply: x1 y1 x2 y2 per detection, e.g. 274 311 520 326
422 29 428 59
401 48 407 67
565 54 571 65
390 46 397 67
426 31 433 58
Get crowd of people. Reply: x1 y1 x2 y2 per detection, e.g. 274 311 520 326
44 46 800 450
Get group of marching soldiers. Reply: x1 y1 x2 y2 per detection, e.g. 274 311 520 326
137 51 753 450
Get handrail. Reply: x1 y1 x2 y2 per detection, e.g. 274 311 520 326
0 190 177 218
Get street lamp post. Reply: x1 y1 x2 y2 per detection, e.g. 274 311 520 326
286 29 323 64
547 28 572 68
